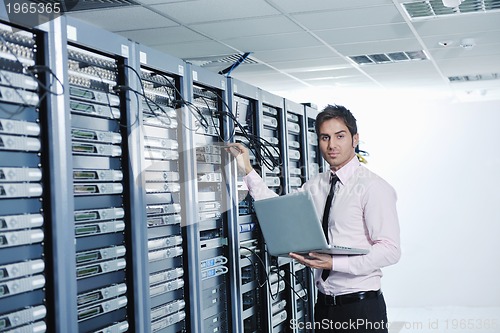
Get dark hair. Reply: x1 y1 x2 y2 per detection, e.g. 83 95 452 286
315 104 357 137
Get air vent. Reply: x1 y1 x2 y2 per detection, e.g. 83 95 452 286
449 73 500 82
403 0 500 19
349 50 428 65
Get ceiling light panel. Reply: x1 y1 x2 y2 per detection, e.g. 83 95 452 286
403 0 500 19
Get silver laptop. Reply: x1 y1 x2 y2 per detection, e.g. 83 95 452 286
253 191 369 257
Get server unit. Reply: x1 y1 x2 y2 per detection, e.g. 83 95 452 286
64 18 145 333
283 100 314 332
257 90 285 195
138 45 188 333
185 65 239 333
68 44 129 333
0 21 48 333
304 105 324 177
256 90 292 333
283 99 307 193
303 104 325 330
227 78 267 333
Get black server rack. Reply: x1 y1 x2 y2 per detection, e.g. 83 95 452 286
64 18 143 333
283 99 307 192
0 21 48 333
227 78 266 333
283 99 314 333
257 90 290 333
304 105 323 178
137 44 188 333
257 90 286 196
68 44 129 333
303 104 325 330
186 65 238 333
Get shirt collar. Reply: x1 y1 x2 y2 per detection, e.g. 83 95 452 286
330 155 360 185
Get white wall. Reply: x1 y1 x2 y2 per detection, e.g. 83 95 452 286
279 87 500 308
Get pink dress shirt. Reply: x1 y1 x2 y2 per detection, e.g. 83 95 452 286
243 155 401 296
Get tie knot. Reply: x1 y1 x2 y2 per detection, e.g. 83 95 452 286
330 174 339 184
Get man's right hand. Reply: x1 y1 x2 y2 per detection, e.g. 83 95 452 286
225 143 254 175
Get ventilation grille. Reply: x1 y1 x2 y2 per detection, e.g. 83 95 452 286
449 73 500 82
186 54 259 67
403 0 500 19
31 0 141 12
349 50 428 65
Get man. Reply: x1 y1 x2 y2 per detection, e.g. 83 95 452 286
227 104 401 332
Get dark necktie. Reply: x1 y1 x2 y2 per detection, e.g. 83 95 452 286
321 173 338 280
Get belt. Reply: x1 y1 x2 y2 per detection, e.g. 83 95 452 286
317 290 382 306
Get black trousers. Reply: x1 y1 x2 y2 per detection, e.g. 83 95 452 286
313 293 388 333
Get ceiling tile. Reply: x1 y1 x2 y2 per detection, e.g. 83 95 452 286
233 73 310 92
254 46 335 62
292 67 364 80
150 0 280 24
304 75 378 88
412 12 500 37
270 0 394 13
66 7 178 31
437 55 500 76
422 30 500 52
220 32 322 52
291 5 405 31
118 26 208 46
188 16 301 40
361 61 442 77
154 40 236 58
333 38 423 56
315 24 415 45
270 58 350 72
428 43 500 61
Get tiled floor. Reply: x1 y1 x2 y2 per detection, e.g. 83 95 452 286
388 307 500 333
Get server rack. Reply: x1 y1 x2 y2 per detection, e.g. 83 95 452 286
135 44 189 333
283 99 307 193
185 64 239 333
0 20 50 333
304 105 324 178
64 17 144 333
226 78 267 333
283 99 314 333
256 90 291 333
303 104 325 331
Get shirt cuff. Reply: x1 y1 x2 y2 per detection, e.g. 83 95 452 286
332 255 349 273
243 169 261 188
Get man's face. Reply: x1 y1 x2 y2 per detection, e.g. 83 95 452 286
318 117 358 171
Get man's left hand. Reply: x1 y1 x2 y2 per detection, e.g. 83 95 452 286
289 252 333 270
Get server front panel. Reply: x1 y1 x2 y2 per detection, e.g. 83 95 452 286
0 21 48 333
231 92 267 333
192 83 232 333
284 101 307 192
68 45 129 333
257 93 291 333
140 67 186 333
305 106 322 177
